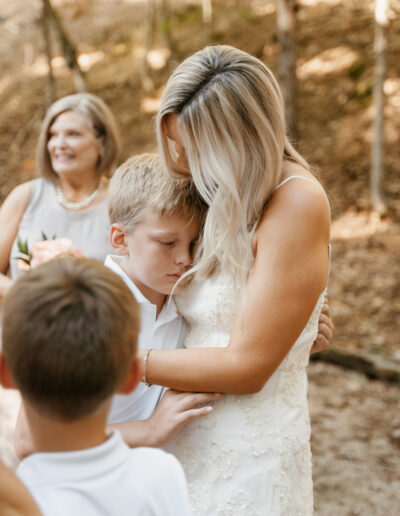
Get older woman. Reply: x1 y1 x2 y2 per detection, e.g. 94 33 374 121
0 93 120 300
0 93 120 469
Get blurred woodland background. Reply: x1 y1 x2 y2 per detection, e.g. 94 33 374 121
0 0 399 514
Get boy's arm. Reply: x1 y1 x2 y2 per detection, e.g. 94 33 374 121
107 389 221 448
0 461 42 516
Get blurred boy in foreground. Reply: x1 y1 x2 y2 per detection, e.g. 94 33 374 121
0 257 191 516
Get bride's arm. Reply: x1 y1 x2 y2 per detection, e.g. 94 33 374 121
144 180 331 394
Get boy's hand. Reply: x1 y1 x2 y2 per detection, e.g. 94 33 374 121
310 296 334 354
148 390 222 447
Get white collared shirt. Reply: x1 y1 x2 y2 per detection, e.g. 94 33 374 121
17 431 192 516
105 255 188 423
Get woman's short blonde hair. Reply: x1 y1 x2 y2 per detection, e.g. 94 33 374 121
109 153 207 233
156 45 310 286
37 93 120 181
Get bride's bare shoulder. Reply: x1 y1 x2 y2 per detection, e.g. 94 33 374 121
271 161 326 211
281 160 319 182
254 162 329 247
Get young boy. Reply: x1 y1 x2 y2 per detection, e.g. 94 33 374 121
0 257 192 516
105 153 220 446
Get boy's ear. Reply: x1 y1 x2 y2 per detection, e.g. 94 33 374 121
109 223 128 255
0 352 16 390
118 356 144 395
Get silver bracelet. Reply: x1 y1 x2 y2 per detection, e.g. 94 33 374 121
142 349 152 387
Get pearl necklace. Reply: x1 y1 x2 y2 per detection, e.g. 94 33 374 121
55 177 105 211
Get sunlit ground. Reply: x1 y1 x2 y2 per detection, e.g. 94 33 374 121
298 46 360 79
331 210 390 241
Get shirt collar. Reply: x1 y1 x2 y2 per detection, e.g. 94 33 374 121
17 431 129 486
104 255 148 305
104 255 178 324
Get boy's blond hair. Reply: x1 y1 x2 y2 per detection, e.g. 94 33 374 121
108 153 207 232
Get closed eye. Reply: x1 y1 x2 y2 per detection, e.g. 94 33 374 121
158 241 175 246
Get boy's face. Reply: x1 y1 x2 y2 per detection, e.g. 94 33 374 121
118 210 201 306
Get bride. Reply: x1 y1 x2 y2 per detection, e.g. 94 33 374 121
140 45 331 515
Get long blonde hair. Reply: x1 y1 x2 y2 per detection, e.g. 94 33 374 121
157 45 309 287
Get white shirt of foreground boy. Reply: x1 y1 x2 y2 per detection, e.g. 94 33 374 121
17 431 192 516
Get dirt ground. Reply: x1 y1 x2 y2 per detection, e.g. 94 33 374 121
0 0 399 514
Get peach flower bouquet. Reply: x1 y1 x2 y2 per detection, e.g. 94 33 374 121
17 235 86 272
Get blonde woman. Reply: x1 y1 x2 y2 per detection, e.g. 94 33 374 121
140 46 331 515
0 93 120 299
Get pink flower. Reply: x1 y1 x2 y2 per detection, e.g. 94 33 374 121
17 253 31 272
20 238 86 270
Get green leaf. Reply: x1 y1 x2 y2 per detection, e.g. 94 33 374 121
17 235 30 255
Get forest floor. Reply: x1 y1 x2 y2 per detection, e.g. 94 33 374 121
0 0 399 514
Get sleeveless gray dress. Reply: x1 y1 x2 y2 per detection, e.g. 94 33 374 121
9 178 113 279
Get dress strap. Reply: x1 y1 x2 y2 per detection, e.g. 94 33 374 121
274 175 332 274
273 175 331 214
273 175 320 191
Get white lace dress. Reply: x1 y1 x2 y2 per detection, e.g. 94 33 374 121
167 272 326 516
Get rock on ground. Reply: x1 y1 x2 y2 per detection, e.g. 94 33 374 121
310 362 400 516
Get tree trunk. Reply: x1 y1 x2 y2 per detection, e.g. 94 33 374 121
276 0 297 138
41 0 55 106
370 0 388 214
141 0 155 92
202 0 212 24
42 0 86 92
202 0 212 43
158 0 171 52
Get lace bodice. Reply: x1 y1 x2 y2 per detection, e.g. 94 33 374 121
177 273 239 349
177 271 324 362
9 178 113 279
168 273 325 516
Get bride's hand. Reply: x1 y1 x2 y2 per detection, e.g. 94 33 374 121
147 389 222 447
310 297 334 354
